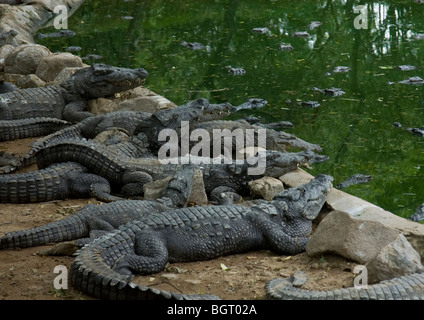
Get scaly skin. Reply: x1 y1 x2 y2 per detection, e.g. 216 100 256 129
0 64 148 139
35 138 316 197
0 161 119 203
0 166 194 249
70 174 333 300
265 271 424 300
0 117 70 141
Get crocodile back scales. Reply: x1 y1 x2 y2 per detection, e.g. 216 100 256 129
0 86 66 120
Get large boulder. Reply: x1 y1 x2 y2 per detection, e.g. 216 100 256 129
306 210 399 264
35 52 83 82
4 44 50 74
365 233 423 284
279 168 424 258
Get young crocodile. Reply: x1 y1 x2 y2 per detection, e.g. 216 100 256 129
70 174 333 300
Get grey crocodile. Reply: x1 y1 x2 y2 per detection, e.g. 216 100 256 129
0 161 122 203
180 41 205 50
0 63 147 138
265 270 424 300
33 138 316 199
0 166 194 249
70 174 333 300
0 98 271 173
35 29 76 40
335 173 372 189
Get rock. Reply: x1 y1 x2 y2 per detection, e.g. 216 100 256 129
35 52 83 82
161 273 178 280
51 67 81 85
38 241 79 256
306 210 400 264
0 29 17 46
143 176 173 200
15 73 46 88
279 168 424 258
187 168 208 206
88 98 119 115
4 44 51 74
117 96 166 113
0 44 14 59
365 233 423 284
248 176 284 201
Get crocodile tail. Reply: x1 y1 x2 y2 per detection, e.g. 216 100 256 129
0 208 90 249
21 120 86 168
265 272 424 300
0 117 70 141
0 162 85 203
70 231 220 300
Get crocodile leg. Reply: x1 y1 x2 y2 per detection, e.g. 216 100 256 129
62 100 93 123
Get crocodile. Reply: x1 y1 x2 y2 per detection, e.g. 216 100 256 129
35 137 316 193
0 98 272 173
0 117 70 141
335 173 372 189
16 137 315 202
0 161 123 203
0 166 195 249
70 173 333 300
0 63 148 138
265 270 424 300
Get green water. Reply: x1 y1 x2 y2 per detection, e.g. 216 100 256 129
37 0 424 218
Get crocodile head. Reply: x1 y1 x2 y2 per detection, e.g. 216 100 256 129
61 64 148 99
248 150 316 177
271 174 333 236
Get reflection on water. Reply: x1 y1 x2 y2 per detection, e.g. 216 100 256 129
37 0 424 218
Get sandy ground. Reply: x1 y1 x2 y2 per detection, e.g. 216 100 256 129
0 138 358 300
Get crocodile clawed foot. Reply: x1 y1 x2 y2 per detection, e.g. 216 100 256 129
0 151 21 173
112 258 134 277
